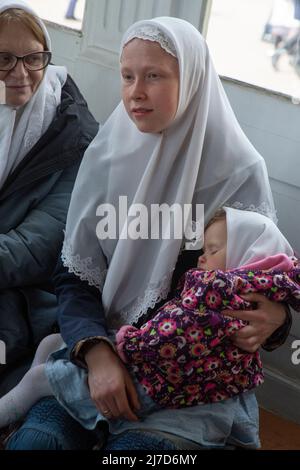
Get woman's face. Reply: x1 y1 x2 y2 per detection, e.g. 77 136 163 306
121 39 179 133
0 22 45 107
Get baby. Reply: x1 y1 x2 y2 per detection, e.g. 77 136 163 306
115 207 300 408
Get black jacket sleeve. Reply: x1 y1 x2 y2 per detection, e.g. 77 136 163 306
53 258 109 359
0 164 80 289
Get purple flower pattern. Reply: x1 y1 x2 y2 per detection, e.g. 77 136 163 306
118 263 300 408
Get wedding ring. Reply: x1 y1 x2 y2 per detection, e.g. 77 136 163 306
102 409 111 415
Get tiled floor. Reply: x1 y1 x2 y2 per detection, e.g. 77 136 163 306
260 408 300 450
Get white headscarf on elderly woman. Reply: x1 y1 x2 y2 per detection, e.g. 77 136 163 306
61 17 277 328
0 0 67 189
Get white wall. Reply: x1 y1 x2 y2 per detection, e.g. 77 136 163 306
223 79 300 423
45 0 300 424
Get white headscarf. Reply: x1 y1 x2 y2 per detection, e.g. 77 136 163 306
224 207 294 270
62 17 276 328
0 0 67 188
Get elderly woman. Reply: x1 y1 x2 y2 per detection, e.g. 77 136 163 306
0 0 98 396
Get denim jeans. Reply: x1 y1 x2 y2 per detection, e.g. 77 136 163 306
104 431 177 451
6 398 97 450
6 398 178 451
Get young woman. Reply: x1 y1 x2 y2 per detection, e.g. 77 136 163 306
6 16 291 451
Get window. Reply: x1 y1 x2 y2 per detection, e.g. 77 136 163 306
206 0 300 99
26 0 86 31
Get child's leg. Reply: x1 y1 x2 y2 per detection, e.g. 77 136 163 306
0 333 64 428
0 364 51 428
31 333 64 367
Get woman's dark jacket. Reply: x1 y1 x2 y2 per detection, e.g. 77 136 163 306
0 75 99 394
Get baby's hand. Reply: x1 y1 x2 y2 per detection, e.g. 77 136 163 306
116 325 138 343
115 325 139 363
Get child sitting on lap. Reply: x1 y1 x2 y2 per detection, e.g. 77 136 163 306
116 207 300 408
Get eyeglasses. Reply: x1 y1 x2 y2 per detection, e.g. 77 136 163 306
0 51 52 71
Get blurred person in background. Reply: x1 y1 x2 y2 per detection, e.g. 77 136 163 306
271 0 300 69
65 0 78 20
263 0 297 47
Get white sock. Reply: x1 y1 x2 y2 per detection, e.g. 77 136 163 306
31 333 64 367
0 333 64 428
0 364 52 428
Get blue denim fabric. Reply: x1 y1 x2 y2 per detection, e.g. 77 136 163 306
5 394 259 450
5 398 177 451
5 398 179 451
104 431 177 451
6 398 97 450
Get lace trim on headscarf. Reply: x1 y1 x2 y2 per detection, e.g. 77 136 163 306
62 237 174 328
61 238 107 291
228 201 278 224
123 25 177 58
117 269 175 326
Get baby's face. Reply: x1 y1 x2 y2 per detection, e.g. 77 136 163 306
197 218 227 271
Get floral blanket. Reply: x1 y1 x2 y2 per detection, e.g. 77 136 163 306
116 263 300 408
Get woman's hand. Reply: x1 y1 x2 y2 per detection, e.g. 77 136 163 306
224 293 287 352
85 341 141 421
